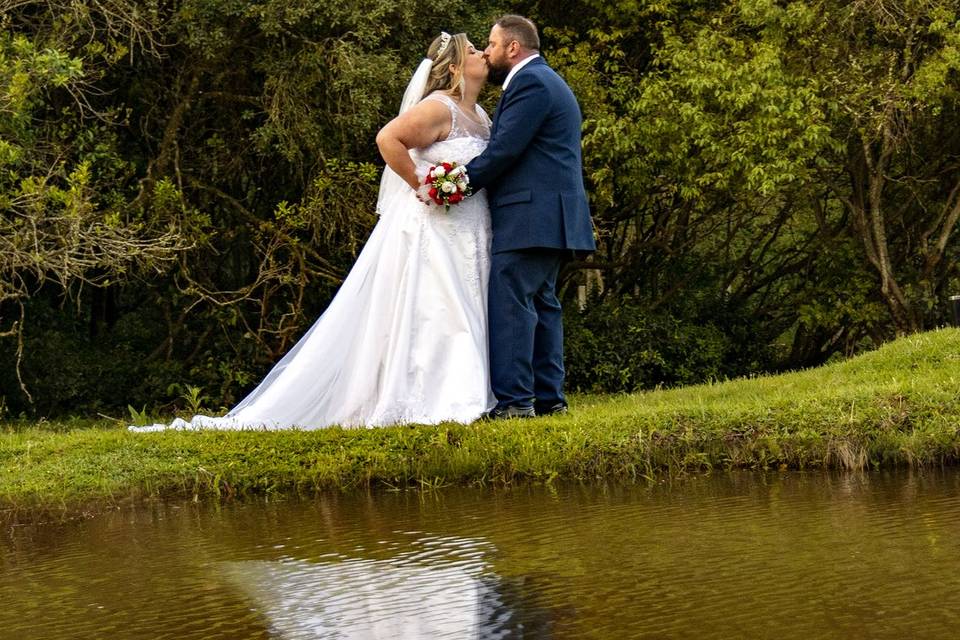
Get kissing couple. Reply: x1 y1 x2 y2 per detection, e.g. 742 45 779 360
131 15 595 432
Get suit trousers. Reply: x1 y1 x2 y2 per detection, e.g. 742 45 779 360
488 248 567 411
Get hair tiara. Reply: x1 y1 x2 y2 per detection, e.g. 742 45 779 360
436 31 452 57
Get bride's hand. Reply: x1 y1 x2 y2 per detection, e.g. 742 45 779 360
415 184 434 204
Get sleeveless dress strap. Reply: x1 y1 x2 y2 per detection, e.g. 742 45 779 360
422 92 459 135
474 103 492 127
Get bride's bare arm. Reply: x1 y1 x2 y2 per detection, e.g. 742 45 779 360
376 100 450 191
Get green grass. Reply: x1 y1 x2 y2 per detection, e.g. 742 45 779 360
3 328 960 519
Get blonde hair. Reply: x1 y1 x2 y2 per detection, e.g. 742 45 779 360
422 32 470 99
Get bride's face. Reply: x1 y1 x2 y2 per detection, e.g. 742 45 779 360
462 42 487 84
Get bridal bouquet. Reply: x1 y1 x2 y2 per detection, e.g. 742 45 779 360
423 162 471 210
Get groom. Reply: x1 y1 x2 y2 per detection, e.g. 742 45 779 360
466 15 596 419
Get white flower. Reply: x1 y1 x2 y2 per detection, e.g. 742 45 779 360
449 165 464 177
441 181 456 193
456 180 467 191
433 166 447 178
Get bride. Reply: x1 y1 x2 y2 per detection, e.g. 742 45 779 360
131 32 496 431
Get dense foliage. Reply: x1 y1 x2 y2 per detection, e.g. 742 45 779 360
1 0 958 417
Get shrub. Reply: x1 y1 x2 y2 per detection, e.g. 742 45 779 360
563 294 774 392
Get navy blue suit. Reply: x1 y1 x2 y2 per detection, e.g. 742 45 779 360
466 56 595 411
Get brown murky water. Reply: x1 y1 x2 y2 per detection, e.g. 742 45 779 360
3 470 960 638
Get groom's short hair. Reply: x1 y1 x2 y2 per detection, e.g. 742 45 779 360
495 15 540 51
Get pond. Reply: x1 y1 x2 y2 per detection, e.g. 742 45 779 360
3 470 960 638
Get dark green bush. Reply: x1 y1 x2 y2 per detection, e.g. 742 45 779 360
563 294 775 393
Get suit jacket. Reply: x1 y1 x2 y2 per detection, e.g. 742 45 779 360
466 57 596 254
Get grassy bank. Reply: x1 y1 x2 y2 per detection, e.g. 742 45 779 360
2 329 960 517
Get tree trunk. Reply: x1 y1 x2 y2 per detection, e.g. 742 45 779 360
847 131 917 335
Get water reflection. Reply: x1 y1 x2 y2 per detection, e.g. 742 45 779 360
222 538 481 639
3 470 960 638
221 535 554 639
223 556 487 639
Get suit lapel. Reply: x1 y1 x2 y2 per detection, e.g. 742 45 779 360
490 58 546 135
491 92 505 134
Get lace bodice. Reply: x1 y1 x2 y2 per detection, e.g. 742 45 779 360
413 92 491 168
425 92 491 140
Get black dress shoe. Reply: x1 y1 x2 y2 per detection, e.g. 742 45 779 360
534 402 568 416
486 405 536 420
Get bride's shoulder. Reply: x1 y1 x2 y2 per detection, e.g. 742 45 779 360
402 93 451 123
421 91 455 107
414 92 455 114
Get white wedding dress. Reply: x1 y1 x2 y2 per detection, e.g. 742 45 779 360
131 93 496 431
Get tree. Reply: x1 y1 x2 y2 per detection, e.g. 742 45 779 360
0 5 190 399
546 0 960 362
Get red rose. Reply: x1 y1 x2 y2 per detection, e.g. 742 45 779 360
448 192 463 204
442 162 453 172
424 174 433 185
428 187 438 199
